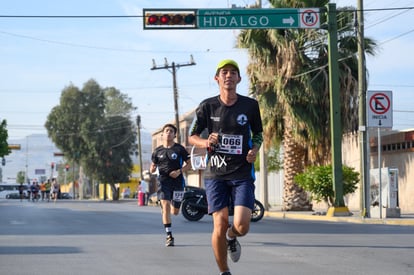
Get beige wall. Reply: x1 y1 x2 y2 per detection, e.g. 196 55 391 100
341 131 414 214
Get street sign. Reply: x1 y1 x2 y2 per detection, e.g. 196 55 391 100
197 8 320 29
367 91 393 128
35 169 46 175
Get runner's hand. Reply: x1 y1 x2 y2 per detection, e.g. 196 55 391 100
246 148 258 163
169 169 181 178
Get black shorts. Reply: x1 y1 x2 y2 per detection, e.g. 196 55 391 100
157 180 184 208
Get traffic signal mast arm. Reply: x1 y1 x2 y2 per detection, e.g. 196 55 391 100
143 8 320 30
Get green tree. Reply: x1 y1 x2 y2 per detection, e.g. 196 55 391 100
16 171 26 184
294 165 359 207
82 87 136 199
237 0 377 210
0 119 10 158
1 120 10 181
45 79 136 200
45 83 86 164
104 87 136 117
96 115 135 199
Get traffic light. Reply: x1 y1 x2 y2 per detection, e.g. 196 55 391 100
1 157 5 166
143 9 197 29
65 164 70 172
51 162 55 170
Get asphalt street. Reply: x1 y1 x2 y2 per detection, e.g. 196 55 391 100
1 199 413 275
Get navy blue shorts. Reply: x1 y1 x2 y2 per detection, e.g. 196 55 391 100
205 178 255 214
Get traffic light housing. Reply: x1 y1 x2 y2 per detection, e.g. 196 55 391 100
1 157 5 166
8 144 21 150
143 9 197 29
65 164 70 172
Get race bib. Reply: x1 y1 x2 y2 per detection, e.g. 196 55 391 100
173 191 185 202
216 134 243 155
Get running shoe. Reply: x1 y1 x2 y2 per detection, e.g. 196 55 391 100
165 236 174 247
227 237 241 262
220 272 232 275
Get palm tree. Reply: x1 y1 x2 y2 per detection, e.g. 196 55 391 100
237 0 376 210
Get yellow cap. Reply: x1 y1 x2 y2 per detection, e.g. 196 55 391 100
216 59 239 75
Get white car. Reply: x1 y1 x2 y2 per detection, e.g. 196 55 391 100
0 190 22 199
0 183 28 198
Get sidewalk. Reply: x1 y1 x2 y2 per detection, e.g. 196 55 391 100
265 207 414 226
66 199 414 226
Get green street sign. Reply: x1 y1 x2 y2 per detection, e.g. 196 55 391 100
197 8 320 29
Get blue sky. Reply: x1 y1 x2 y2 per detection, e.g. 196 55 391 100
1 0 413 141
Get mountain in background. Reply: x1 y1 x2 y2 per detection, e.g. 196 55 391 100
1 132 152 183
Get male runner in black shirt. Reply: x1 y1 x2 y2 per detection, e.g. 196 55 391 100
189 59 263 275
150 124 191 247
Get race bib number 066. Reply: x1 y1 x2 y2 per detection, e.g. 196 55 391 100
216 134 243 155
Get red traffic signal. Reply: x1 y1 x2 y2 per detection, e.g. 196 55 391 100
143 9 197 29
159 14 170 24
65 164 70 171
147 14 159 24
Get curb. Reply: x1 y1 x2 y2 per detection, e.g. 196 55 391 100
265 211 414 226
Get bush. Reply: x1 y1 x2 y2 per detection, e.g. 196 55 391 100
294 165 359 207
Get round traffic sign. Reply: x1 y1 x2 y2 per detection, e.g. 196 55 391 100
369 92 390 115
301 9 319 27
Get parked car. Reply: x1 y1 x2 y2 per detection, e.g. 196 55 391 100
5 192 23 199
0 183 28 199
1 190 21 199
59 192 73 199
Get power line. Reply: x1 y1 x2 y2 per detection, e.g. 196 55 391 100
0 29 244 54
1 6 414 18
0 15 141 18
2 6 412 55
379 28 414 45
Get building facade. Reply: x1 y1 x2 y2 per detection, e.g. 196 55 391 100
151 110 414 214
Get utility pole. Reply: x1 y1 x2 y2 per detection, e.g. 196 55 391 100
151 55 196 144
326 3 348 216
357 0 370 218
253 0 269 211
136 115 144 180
25 137 28 184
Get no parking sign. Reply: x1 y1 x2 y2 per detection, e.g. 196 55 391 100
367 91 393 128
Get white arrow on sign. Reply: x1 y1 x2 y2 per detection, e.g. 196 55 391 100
283 16 295 26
